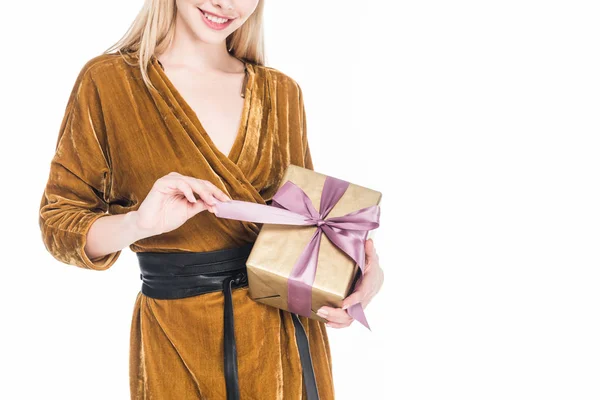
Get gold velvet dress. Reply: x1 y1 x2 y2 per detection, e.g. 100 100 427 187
38 52 335 399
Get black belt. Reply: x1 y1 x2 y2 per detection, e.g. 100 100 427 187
136 243 320 400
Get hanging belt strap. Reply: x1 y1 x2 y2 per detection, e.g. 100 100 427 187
223 272 244 400
291 312 321 400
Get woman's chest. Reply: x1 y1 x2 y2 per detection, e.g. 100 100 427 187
167 70 248 160
103 89 294 214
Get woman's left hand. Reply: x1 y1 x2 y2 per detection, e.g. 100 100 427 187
316 238 384 328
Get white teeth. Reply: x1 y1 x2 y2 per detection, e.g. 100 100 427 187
202 11 229 24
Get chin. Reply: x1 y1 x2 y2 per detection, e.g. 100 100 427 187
193 28 230 44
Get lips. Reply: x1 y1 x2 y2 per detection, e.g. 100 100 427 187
198 8 235 30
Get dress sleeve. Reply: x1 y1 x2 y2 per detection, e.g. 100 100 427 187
38 62 121 271
298 84 314 171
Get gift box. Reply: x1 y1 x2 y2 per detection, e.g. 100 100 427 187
242 164 382 328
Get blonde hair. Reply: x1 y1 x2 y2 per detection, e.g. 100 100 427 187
104 0 266 91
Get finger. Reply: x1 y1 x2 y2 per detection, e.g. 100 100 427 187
365 238 375 256
171 179 197 204
187 179 226 206
179 177 231 203
341 290 364 311
201 180 232 202
365 238 378 261
325 320 353 329
184 179 218 207
372 238 379 258
364 238 379 271
209 190 230 203
200 192 218 207
317 306 353 324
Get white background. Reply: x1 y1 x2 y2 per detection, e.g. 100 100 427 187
2 0 599 399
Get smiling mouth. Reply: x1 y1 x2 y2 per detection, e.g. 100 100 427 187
198 8 235 23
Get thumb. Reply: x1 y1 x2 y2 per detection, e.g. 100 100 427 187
364 238 378 266
189 199 210 217
365 238 375 258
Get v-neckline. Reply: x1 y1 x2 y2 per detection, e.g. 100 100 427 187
151 54 254 165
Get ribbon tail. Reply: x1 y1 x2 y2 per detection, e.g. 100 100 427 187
213 199 312 225
345 257 371 330
347 302 370 331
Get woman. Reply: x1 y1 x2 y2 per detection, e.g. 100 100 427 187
38 0 384 399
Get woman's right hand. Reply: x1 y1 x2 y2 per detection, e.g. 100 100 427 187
132 172 231 237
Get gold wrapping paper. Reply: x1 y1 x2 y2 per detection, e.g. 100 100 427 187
246 164 382 322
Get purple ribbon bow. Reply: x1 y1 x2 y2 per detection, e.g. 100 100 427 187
212 175 380 330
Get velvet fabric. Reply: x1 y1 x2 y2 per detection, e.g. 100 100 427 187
38 52 334 399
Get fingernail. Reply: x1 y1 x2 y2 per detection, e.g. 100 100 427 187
317 308 328 316
342 304 349 310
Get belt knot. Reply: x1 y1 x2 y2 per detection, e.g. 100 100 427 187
233 270 248 285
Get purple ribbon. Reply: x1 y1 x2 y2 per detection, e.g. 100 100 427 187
212 176 380 330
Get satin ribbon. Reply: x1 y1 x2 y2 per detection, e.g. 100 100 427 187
212 176 380 330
